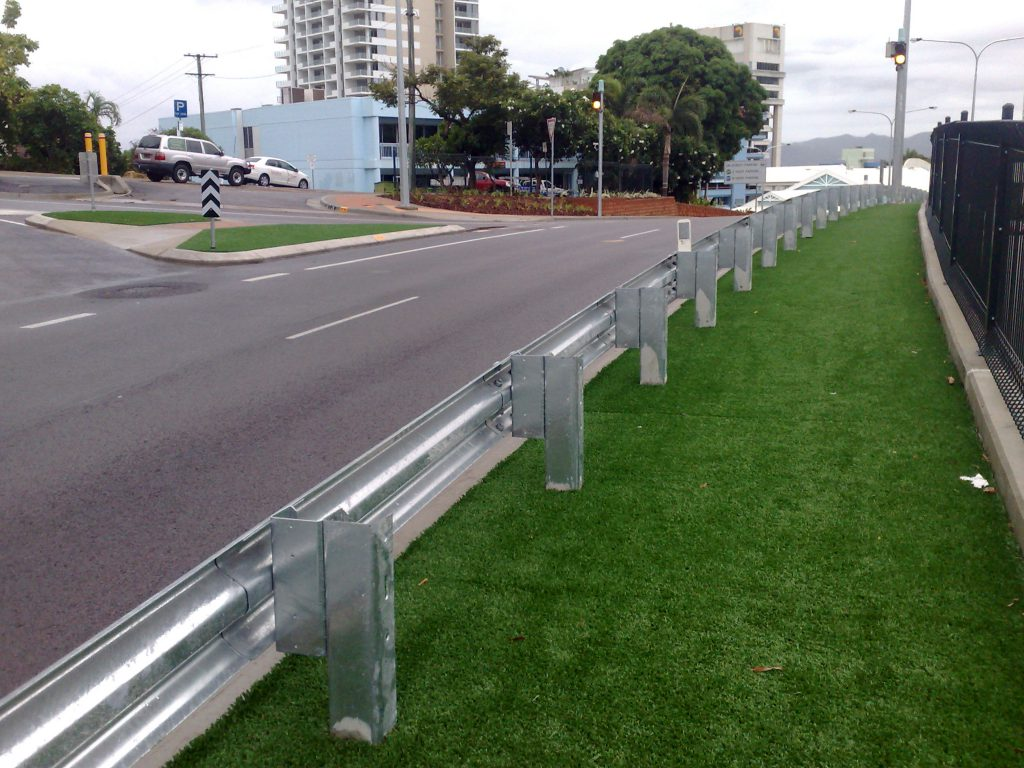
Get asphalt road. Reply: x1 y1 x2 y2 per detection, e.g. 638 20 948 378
0 187 738 696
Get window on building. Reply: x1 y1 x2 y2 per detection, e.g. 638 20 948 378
760 38 781 54
756 76 780 85
243 126 254 152
756 61 780 71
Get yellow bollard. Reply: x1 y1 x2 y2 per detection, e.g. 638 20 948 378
84 132 93 152
97 133 108 175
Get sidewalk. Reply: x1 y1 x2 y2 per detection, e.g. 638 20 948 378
161 204 1024 767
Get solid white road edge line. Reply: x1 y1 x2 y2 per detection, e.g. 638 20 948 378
21 313 96 329
286 296 419 340
305 229 546 272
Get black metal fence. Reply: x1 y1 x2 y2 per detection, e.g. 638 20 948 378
928 119 1024 437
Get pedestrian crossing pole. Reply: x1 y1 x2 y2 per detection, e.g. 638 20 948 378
201 171 221 249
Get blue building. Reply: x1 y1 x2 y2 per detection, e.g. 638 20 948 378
159 98 441 193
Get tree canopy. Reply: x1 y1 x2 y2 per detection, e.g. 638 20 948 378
596 26 766 198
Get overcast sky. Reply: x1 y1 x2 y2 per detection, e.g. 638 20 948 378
15 0 1024 149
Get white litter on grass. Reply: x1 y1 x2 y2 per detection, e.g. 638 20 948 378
960 473 990 489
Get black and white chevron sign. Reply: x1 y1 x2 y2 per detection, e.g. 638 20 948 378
200 171 221 218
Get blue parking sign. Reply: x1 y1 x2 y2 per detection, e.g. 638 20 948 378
173 99 188 118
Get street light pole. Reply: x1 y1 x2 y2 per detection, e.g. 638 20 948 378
597 80 604 219
394 0 412 208
912 35 1024 120
848 107 935 186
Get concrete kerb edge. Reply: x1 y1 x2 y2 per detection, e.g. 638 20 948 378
146 224 466 264
917 204 1024 552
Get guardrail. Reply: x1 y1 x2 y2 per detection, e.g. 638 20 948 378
0 184 921 765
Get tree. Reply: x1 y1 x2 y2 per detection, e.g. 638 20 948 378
512 88 595 189
371 35 528 185
84 90 121 128
14 85 95 172
596 26 765 198
0 0 37 158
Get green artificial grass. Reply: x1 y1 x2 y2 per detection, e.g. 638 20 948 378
178 223 430 253
46 210 207 225
169 205 1024 767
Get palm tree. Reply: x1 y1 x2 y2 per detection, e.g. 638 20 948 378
84 90 121 128
630 77 706 197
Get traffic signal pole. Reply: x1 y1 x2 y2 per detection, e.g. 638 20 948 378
891 0 912 191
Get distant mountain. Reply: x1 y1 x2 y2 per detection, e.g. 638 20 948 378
780 132 933 166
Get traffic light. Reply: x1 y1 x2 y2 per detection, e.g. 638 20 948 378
591 91 603 111
891 40 907 69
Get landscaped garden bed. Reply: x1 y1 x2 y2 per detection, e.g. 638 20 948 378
397 189 738 217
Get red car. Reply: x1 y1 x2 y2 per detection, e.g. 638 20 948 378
474 171 511 192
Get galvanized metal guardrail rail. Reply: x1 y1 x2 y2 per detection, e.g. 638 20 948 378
0 185 923 766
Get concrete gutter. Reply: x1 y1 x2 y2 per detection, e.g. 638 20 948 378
918 205 1024 552
25 214 465 265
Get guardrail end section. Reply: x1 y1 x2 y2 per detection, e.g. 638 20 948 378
324 515 396 744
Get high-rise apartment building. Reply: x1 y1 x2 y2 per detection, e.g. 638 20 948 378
274 0 480 103
697 22 786 166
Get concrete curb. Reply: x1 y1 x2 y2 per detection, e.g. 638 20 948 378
918 205 1024 552
137 224 466 264
25 214 466 265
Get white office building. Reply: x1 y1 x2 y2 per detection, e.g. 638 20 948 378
273 0 480 103
697 22 786 166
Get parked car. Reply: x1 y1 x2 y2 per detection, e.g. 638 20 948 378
245 156 310 189
132 134 252 186
516 178 568 197
474 171 512 192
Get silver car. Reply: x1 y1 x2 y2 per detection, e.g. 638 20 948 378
132 134 252 186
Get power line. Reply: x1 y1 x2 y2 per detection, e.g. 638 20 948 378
111 59 187 103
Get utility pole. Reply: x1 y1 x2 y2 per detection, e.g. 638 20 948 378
406 0 416 186
891 0 911 192
185 52 218 136
393 0 413 208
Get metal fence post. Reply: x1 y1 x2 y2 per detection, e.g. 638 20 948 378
734 221 752 292
511 354 584 490
695 247 718 328
761 211 778 268
323 515 396 744
784 199 798 251
718 226 736 269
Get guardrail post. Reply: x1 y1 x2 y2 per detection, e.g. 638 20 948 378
828 188 840 222
511 354 584 490
733 220 752 292
761 211 778 268
717 226 736 269
783 199 798 251
695 247 718 328
816 190 828 230
616 287 668 385
675 219 695 302
749 212 764 258
323 515 396 744
801 194 814 238
840 186 851 217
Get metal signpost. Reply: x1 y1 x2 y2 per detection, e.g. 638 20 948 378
200 170 221 250
547 117 556 217
174 99 187 137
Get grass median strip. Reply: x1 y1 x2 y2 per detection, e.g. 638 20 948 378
47 210 208 225
168 205 1024 767
178 223 432 253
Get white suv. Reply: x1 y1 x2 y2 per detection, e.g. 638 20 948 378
132 135 252 186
